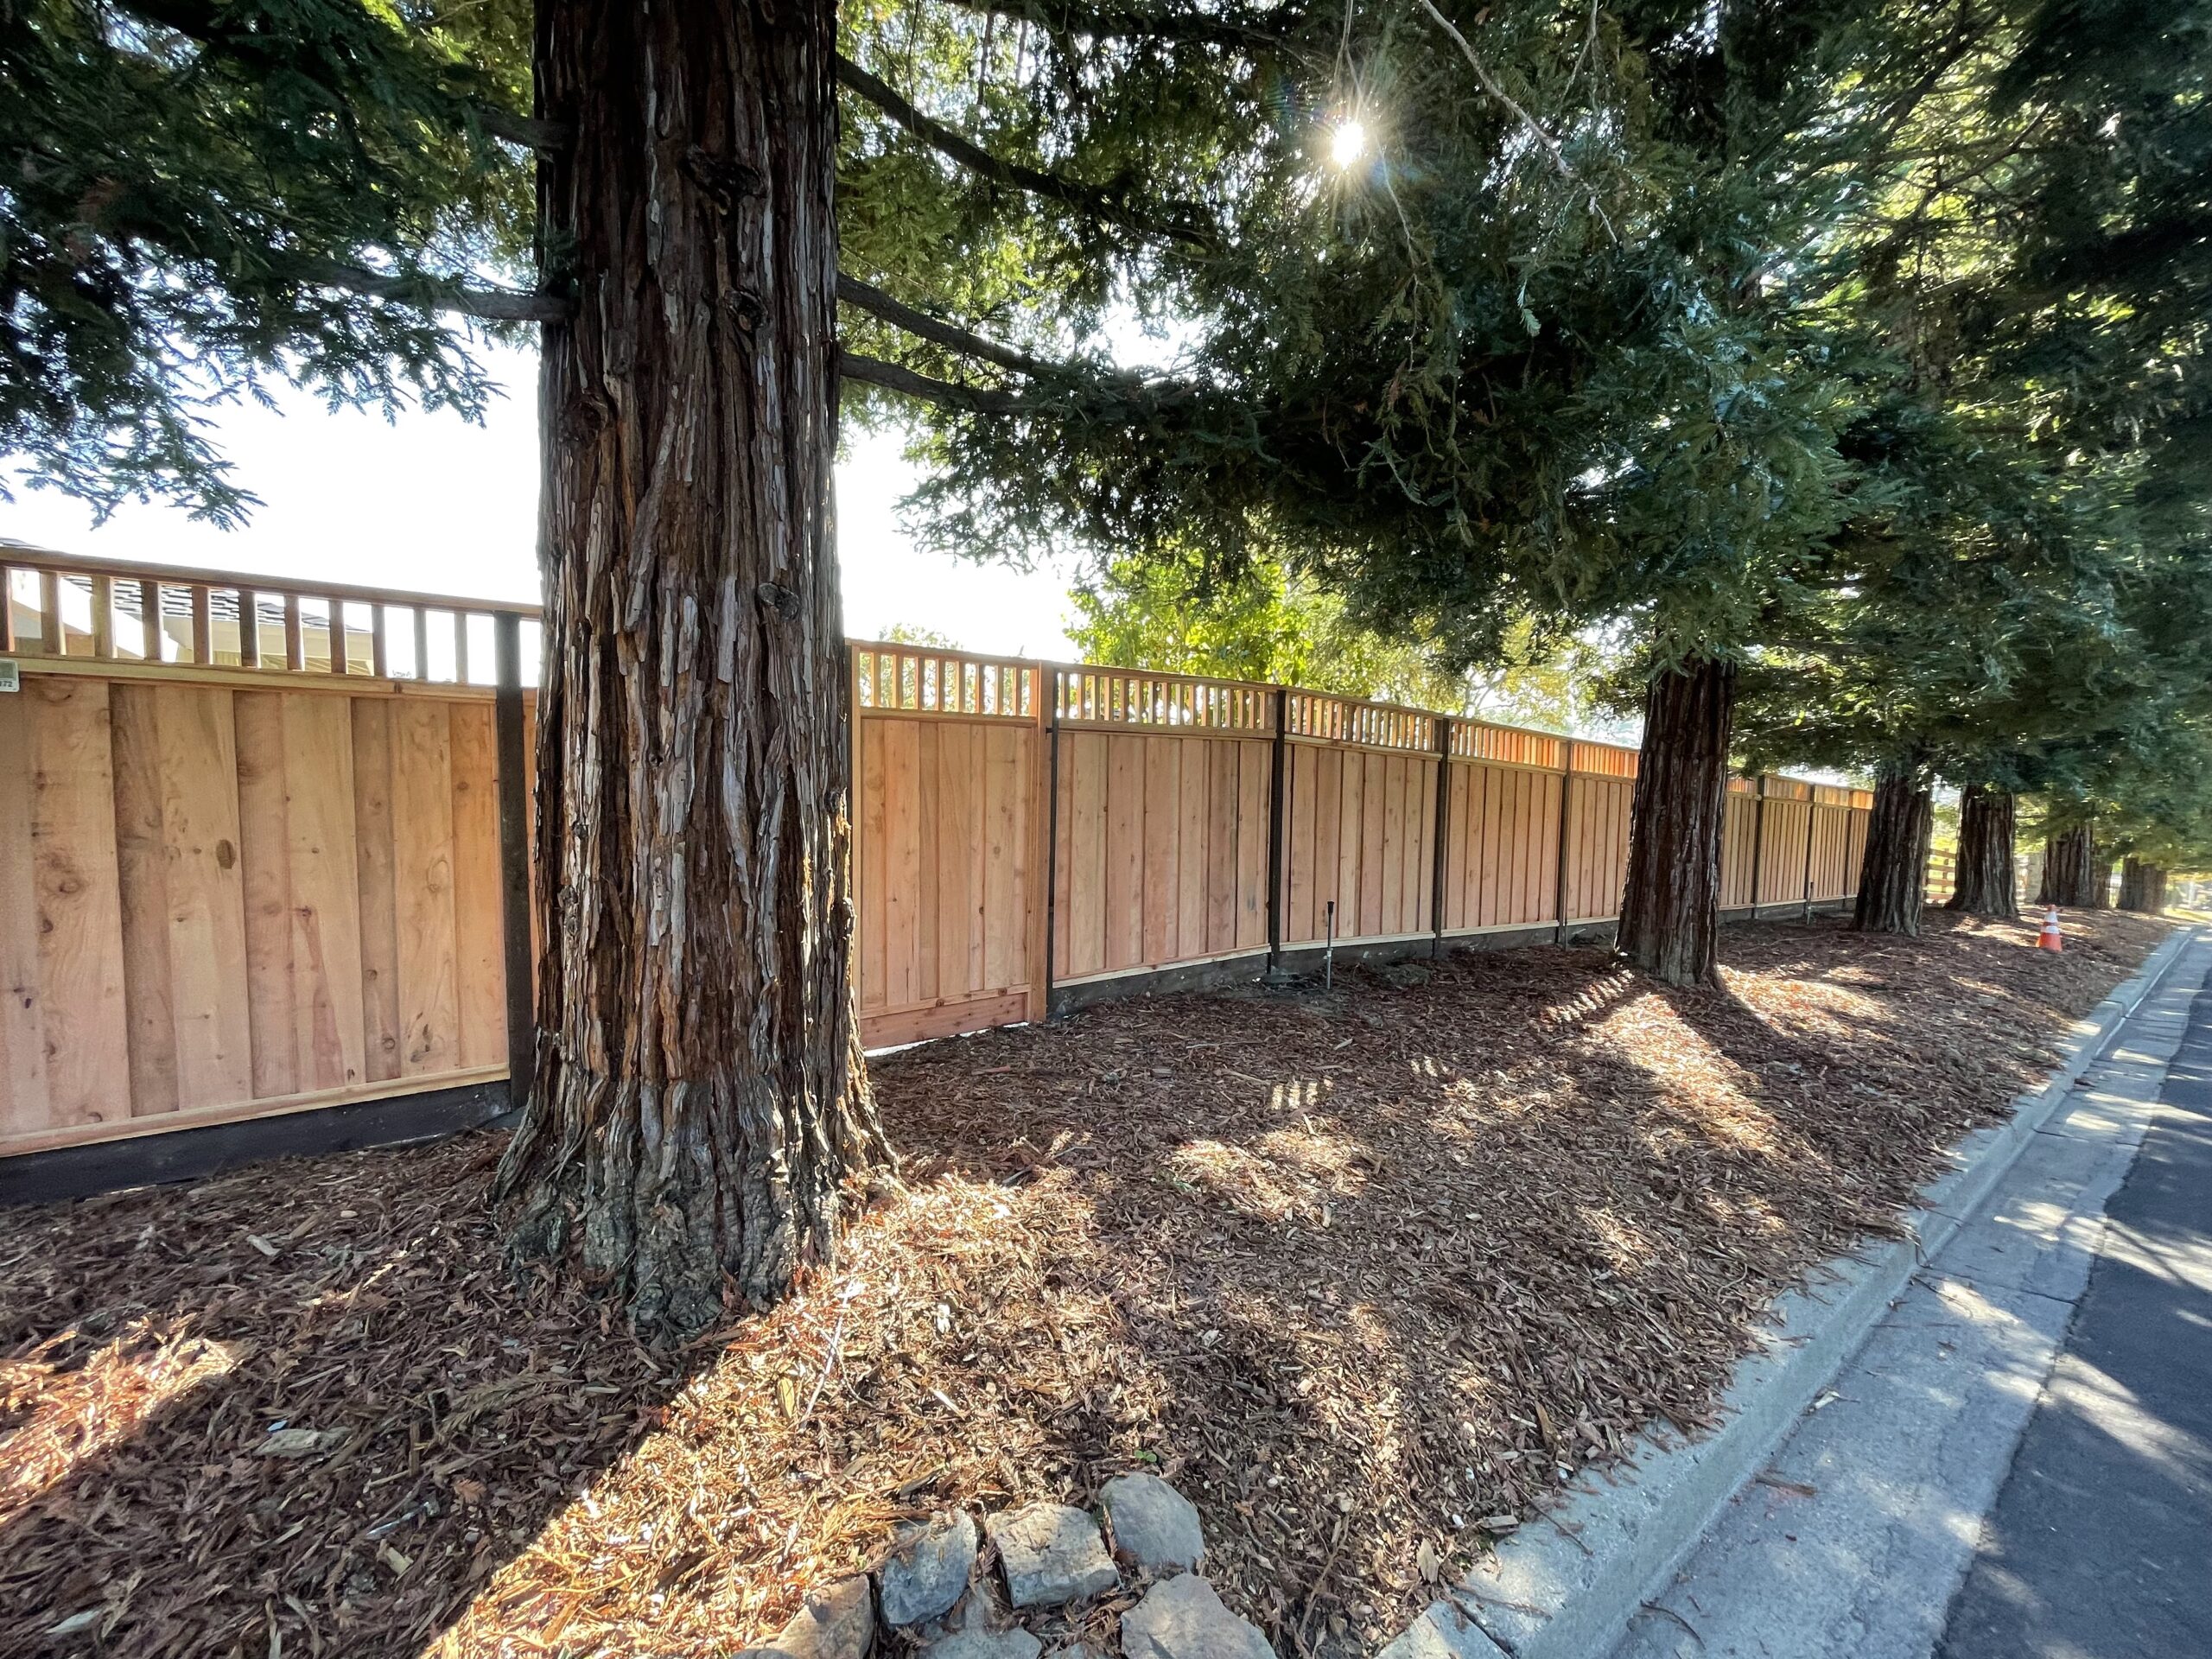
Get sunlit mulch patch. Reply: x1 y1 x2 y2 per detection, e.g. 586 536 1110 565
0 909 2170 1658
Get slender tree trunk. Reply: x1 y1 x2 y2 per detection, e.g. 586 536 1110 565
2119 858 2169 914
1945 785 2017 918
496 0 888 1337
1618 658 1734 988
2037 825 2095 907
1853 765 1933 935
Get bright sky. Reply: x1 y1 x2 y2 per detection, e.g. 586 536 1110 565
0 341 1082 658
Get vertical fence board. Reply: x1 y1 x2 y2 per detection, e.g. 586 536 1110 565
391 701 458 1078
0 696 52 1135
282 695 365 1091
353 702 404 1083
1176 740 1210 953
1104 736 1143 972
449 702 505 1070
233 693 297 1098
1142 736 1179 965
112 686 180 1116
28 678 130 1128
1236 741 1268 950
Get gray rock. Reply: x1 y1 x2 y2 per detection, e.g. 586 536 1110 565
1099 1473 1205 1573
988 1503 1120 1608
919 1628 1044 1659
1121 1574 1275 1659
739 1576 875 1659
878 1510 978 1628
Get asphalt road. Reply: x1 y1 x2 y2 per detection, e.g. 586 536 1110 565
1936 971 2212 1658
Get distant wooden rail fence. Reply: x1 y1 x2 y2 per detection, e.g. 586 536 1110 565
2 550 1872 1166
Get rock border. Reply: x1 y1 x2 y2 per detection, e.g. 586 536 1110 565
1382 922 2200 1659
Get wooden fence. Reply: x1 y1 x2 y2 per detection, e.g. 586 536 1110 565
2 550 1873 1164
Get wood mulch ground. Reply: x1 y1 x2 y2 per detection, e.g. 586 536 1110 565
0 910 2171 1659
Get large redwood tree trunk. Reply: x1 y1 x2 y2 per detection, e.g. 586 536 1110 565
2088 846 2116 909
1945 785 2018 918
2037 825 2096 907
496 0 887 1336
1618 658 1735 987
2119 858 2169 914
1853 765 1933 935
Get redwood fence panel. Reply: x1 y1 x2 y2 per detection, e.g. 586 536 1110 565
1 552 534 1160
0 549 1877 1163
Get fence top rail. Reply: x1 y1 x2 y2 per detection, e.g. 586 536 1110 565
0 542 541 620
1284 687 1439 753
851 641 1039 720
1050 662 1277 734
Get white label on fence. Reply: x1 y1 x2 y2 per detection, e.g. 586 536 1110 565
0 659 17 693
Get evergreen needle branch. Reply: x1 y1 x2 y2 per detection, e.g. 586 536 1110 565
931 0 1302 52
1411 0 1571 178
835 55 1217 247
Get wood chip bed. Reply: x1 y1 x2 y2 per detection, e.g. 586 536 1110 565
0 911 2169 1658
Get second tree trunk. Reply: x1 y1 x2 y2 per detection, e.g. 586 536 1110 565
1618 657 1735 988
2038 825 2097 908
1854 766 1933 935
1945 785 2018 918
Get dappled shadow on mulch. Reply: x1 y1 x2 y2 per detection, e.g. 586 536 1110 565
0 910 2171 1658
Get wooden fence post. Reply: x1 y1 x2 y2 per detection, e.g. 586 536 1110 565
1430 717 1453 957
1747 774 1767 916
1264 685 1291 980
0 562 14 652
1802 791 1819 924
493 612 536 1112
1030 664 1058 1024
1554 740 1577 944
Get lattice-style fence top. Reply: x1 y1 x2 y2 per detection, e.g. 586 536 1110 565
1451 720 1567 771
853 645 1037 720
1051 666 1274 732
2 544 537 686
1571 741 1639 779
1284 690 1437 752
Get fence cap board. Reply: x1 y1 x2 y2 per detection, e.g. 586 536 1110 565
2 541 538 620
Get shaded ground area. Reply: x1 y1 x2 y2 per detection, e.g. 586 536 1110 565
0 911 2168 1658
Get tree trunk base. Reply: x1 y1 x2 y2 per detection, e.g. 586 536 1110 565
1617 658 1734 988
1945 785 2018 919
1855 767 1932 935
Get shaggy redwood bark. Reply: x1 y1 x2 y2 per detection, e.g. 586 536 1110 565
1618 658 1735 987
1945 785 2018 918
2037 825 2096 907
2119 858 2169 914
496 0 887 1335
1853 766 1933 935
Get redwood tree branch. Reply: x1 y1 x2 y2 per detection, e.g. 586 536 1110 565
834 55 1217 248
474 104 572 150
836 273 1071 382
840 351 1041 413
308 261 574 323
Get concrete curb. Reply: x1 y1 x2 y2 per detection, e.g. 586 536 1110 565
1378 923 2200 1659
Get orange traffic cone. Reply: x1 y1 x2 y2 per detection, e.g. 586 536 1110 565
2037 906 2064 953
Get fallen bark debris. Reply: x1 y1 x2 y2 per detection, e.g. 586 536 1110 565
0 912 2169 1657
